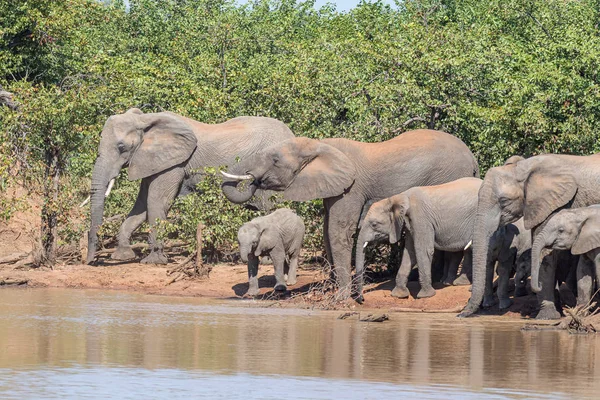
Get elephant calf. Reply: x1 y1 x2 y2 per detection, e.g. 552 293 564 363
238 208 305 296
356 177 482 302
531 205 600 307
484 217 532 310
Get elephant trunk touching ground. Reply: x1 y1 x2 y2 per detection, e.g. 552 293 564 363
461 182 504 317
87 158 122 263
354 228 371 303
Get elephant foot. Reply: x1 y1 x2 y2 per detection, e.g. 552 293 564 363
140 251 168 265
443 277 456 286
246 287 260 297
482 295 496 308
536 303 561 320
417 287 436 299
498 298 513 310
285 274 297 286
274 283 287 292
453 274 471 286
514 286 528 298
390 286 410 299
111 246 136 261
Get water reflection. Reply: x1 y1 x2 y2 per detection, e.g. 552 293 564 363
0 288 598 398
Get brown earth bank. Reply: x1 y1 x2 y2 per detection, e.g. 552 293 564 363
0 252 543 319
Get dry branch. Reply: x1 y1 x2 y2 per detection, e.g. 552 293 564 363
0 278 28 286
0 252 29 264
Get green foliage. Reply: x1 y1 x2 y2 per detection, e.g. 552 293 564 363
2 0 600 262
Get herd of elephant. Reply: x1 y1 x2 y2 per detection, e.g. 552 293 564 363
85 109 600 320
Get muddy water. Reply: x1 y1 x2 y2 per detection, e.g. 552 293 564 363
0 289 598 399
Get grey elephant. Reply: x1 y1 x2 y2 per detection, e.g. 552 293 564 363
531 205 600 307
355 177 482 302
461 153 600 319
483 217 532 310
238 208 305 296
220 130 479 299
86 108 294 265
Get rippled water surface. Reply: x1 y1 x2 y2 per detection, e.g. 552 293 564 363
0 288 599 399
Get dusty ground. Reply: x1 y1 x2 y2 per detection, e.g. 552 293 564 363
0 251 541 317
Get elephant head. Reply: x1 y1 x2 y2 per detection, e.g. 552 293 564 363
237 222 274 262
354 195 409 302
514 249 531 297
530 207 600 293
87 108 197 263
221 137 356 203
461 155 578 316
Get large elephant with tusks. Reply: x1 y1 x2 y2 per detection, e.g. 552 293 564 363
220 130 479 300
86 108 294 264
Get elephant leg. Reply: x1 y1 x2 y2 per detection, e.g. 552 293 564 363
246 255 260 297
536 251 561 320
454 249 472 286
576 255 594 307
324 196 363 300
443 252 462 286
140 168 185 265
410 225 436 298
270 245 287 292
497 259 514 310
112 179 149 261
286 252 299 286
392 235 416 298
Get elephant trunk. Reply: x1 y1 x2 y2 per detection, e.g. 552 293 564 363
460 200 501 316
87 158 119 264
354 228 370 303
220 161 259 204
222 179 259 204
531 229 550 293
239 244 250 263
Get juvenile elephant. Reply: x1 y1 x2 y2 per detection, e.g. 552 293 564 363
86 108 294 265
238 208 305 296
461 153 600 319
483 217 531 310
531 206 600 307
221 130 479 299
355 177 482 302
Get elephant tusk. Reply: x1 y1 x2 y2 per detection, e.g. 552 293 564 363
79 178 116 208
363 241 369 248
464 240 472 251
220 171 254 181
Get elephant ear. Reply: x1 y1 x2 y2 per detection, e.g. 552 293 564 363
128 113 198 181
255 227 275 256
572 215 600 255
126 107 143 115
504 155 524 166
519 159 577 230
389 196 409 244
283 139 356 201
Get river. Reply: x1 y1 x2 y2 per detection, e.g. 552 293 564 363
0 288 598 399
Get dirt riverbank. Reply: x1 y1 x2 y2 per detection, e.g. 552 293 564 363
0 255 541 317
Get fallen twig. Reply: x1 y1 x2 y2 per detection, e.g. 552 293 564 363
0 278 28 286
0 252 29 264
338 311 359 320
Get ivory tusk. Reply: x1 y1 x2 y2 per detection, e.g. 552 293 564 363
220 171 254 181
464 240 472 251
363 242 369 248
79 178 116 208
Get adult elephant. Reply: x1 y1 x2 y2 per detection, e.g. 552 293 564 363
459 153 600 319
86 108 294 265
220 130 480 299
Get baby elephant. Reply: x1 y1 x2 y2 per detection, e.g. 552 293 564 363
237 208 305 296
531 205 600 306
356 177 482 302
484 217 532 310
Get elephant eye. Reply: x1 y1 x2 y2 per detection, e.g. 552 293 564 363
117 142 126 153
558 227 564 233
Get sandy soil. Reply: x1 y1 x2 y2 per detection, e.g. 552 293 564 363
0 253 541 317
